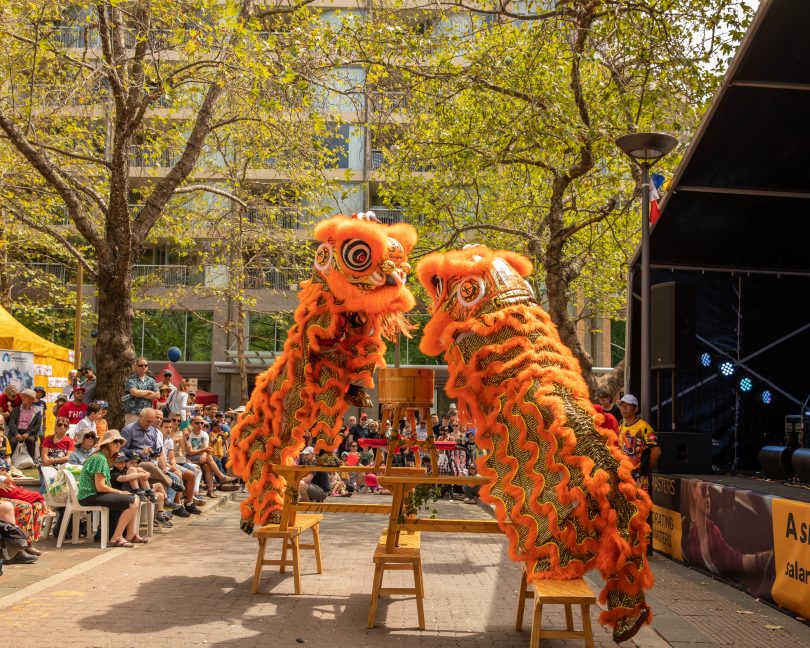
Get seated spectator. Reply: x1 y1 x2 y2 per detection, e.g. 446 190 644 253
0 385 21 421
463 463 481 504
328 471 351 497
155 419 200 517
58 386 88 424
0 452 49 559
73 402 104 441
367 419 380 439
168 422 203 515
0 418 10 457
364 471 388 494
120 408 172 489
41 417 75 468
32 386 47 442
0 499 37 564
94 401 110 437
111 452 172 528
209 420 230 475
7 389 41 461
68 429 98 465
297 448 329 502
186 416 236 498
76 429 143 547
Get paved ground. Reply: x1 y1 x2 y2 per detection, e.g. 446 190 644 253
1 492 809 648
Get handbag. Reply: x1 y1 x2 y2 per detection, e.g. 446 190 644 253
11 443 35 470
0 521 29 560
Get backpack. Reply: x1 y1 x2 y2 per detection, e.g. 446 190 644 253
0 521 29 563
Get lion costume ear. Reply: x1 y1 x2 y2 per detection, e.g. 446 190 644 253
385 223 417 254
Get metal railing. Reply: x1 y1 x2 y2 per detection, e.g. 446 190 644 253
129 145 181 168
245 206 311 229
133 264 189 287
22 263 67 282
371 149 387 170
245 267 310 290
370 208 405 225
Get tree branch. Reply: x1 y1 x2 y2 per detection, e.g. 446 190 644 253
174 184 248 208
5 203 98 278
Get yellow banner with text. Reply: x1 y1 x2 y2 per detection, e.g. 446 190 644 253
771 498 810 618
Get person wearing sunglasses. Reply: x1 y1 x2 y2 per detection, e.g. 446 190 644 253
186 418 237 498
77 430 143 547
40 417 75 468
123 357 160 427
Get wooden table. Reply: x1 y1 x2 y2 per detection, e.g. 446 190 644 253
376 475 501 552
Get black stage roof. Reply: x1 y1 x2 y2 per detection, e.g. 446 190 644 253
634 0 810 277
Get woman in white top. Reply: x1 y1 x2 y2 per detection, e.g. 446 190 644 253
168 380 198 427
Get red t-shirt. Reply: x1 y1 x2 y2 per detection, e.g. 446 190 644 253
42 434 75 459
58 401 88 424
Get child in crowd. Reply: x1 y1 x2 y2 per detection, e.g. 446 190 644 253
110 452 158 503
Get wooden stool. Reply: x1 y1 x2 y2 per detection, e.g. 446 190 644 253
367 531 425 629
251 513 323 594
516 568 596 648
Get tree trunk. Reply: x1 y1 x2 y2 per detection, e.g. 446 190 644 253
236 299 249 404
94 265 136 427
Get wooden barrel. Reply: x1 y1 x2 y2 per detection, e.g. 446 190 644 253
378 368 434 406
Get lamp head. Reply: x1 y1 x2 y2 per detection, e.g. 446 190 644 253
616 132 678 167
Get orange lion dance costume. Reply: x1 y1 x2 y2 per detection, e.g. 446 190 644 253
230 213 416 533
417 245 653 643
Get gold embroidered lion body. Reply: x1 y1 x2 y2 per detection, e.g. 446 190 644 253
416 246 653 643
230 214 416 533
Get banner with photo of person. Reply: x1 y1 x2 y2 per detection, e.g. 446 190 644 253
652 475 778 608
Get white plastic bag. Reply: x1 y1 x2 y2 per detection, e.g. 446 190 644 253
11 444 35 469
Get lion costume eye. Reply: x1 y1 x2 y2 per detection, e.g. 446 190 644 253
341 239 373 272
430 275 444 300
456 276 486 308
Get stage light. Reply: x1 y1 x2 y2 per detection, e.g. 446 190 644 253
719 361 735 377
700 352 712 367
739 377 753 392
761 390 773 405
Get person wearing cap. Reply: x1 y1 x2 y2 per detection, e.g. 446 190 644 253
52 393 68 418
159 369 176 394
7 388 42 459
77 429 143 547
297 447 329 502
349 413 370 442
31 386 48 440
617 394 661 494
186 415 236 497
68 427 98 465
58 385 88 424
124 357 160 426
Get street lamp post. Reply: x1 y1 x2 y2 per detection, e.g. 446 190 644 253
616 132 678 423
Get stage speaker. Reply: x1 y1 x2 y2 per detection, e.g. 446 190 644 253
656 432 713 474
759 445 796 480
792 448 810 484
651 282 696 370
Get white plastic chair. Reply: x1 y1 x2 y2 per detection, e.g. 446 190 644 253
56 470 109 549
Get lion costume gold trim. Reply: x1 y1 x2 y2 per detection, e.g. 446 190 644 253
230 214 416 533
417 246 653 643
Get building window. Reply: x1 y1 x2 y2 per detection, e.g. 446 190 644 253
248 312 294 353
133 310 213 361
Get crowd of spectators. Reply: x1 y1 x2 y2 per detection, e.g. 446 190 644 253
297 404 483 505
0 358 241 565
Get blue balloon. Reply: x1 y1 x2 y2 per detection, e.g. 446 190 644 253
167 347 182 362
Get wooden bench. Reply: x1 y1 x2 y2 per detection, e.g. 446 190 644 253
367 531 424 630
251 513 324 595
516 568 596 648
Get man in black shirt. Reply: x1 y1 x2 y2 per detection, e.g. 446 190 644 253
350 413 370 441
597 391 622 424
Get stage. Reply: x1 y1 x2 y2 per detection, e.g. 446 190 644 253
652 472 810 621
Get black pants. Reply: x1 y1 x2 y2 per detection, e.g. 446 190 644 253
9 434 36 459
80 493 136 540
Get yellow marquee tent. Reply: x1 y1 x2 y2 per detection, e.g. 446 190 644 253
0 304 73 435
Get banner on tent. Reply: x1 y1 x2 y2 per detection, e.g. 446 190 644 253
0 349 34 391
